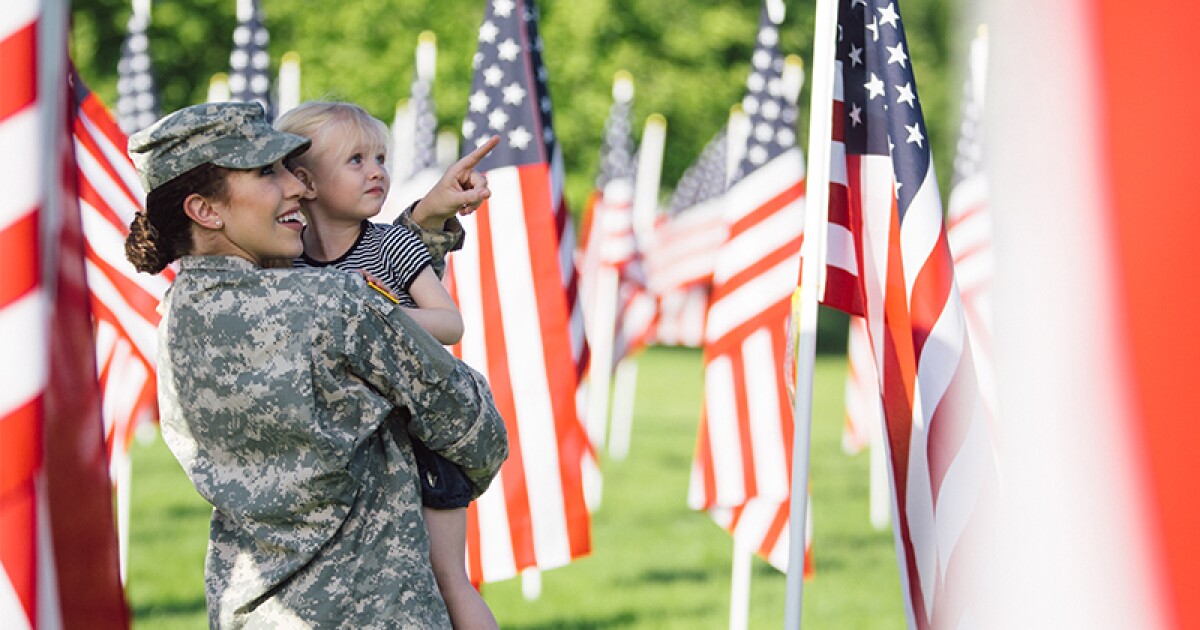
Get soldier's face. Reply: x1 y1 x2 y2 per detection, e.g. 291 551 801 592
211 160 308 265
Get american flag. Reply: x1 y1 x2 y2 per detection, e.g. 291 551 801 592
72 71 170 488
450 0 591 584
1 3 129 625
945 27 994 424
688 0 805 537
578 74 656 373
823 0 997 625
228 0 272 119
115 5 159 136
645 128 728 347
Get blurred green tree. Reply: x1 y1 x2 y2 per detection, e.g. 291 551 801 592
70 0 960 215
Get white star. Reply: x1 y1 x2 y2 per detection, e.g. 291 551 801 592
866 17 880 41
878 3 900 28
848 43 863 67
748 145 768 165
541 96 552 113
865 73 885 99
462 119 476 139
743 95 760 115
753 49 771 70
537 66 548 83
747 72 765 93
544 126 555 144
849 102 863 126
777 128 795 147
762 99 781 120
851 0 867 8
502 82 527 106
895 82 916 107
886 42 908 67
493 0 514 18
905 122 924 147
838 24 844 43
484 65 504 87
488 108 510 131
759 26 779 47
508 126 532 150
479 21 499 44
755 122 773 143
497 38 520 61
469 90 490 113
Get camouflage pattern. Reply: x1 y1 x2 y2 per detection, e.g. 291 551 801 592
393 205 465 278
157 254 507 629
128 102 311 193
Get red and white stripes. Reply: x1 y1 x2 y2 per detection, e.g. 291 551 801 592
448 164 591 584
0 4 51 626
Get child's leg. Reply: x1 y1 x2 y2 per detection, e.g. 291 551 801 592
425 506 499 630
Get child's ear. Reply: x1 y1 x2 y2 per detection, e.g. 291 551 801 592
183 193 223 230
293 166 318 200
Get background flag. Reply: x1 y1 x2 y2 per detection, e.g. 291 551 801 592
451 0 591 584
821 0 997 626
228 0 272 119
115 0 159 136
383 31 442 221
1 2 129 626
689 1 805 514
645 128 728 348
945 26 994 425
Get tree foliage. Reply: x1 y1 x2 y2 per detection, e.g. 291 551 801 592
70 0 962 214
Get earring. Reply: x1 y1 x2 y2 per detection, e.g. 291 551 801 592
214 219 222 227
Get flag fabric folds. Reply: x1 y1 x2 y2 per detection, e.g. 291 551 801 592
115 4 159 136
821 0 997 626
645 128 728 347
228 0 273 119
1 3 129 626
451 0 591 585
72 71 170 486
688 2 807 569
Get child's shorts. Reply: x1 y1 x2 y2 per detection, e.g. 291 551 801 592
410 437 475 510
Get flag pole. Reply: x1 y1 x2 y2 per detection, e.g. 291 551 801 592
785 0 838 625
276 51 300 117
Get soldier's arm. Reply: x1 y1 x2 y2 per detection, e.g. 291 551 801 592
343 276 508 496
393 201 464 279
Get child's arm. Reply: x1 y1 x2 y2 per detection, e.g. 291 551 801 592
405 266 464 345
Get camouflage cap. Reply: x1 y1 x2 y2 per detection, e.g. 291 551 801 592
128 102 311 193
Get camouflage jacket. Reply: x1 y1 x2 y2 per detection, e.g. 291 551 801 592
157 216 503 629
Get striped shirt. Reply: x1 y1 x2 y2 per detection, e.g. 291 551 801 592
294 221 431 308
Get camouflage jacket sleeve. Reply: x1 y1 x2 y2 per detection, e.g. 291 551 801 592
394 201 465 279
343 275 507 497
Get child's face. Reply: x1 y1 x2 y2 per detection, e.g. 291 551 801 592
305 123 390 222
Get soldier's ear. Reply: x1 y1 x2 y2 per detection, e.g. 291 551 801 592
184 193 224 231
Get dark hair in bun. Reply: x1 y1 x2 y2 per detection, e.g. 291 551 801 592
125 163 229 274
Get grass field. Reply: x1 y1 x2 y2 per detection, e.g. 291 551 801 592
126 345 905 628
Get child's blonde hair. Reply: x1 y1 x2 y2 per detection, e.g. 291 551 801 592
274 101 390 170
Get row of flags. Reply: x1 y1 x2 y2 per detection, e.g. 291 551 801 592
14 0 1200 628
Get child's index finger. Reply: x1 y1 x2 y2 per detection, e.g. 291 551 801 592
457 135 500 172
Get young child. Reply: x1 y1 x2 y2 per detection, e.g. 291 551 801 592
275 101 498 630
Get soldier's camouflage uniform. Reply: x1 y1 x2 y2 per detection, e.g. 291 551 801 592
157 213 506 629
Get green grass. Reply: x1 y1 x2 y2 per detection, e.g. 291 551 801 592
127 346 904 628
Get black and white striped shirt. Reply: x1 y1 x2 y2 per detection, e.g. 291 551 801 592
293 221 431 307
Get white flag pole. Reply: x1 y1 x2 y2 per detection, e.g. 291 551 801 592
276 51 300 117
785 0 838 625
609 112 665 461
584 71 635 453
207 72 231 102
